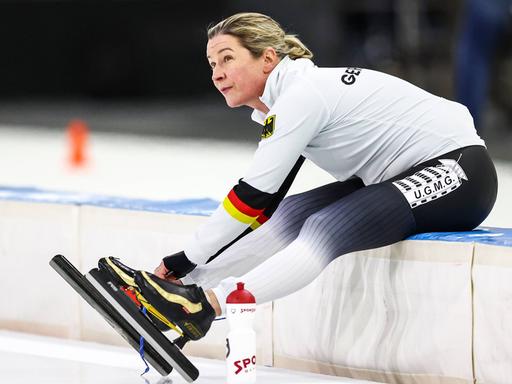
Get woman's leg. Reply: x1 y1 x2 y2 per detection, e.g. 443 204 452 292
210 146 497 314
211 182 416 313
188 178 364 288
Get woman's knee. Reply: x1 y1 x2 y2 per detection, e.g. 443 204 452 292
272 193 307 219
299 210 333 242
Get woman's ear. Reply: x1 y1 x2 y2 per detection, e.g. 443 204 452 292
262 47 279 74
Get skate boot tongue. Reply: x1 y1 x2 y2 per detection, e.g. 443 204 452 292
135 271 216 341
98 257 137 287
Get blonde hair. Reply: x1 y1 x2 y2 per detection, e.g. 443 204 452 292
207 12 313 60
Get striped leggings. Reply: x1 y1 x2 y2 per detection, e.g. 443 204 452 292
188 146 497 314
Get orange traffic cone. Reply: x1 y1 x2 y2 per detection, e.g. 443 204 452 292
67 119 89 167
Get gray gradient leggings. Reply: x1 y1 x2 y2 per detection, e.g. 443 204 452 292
189 146 497 313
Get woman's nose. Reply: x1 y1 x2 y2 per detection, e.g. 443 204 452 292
212 67 225 82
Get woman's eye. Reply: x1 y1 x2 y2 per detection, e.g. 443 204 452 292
223 56 233 63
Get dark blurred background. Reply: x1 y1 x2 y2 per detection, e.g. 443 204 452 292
0 0 510 157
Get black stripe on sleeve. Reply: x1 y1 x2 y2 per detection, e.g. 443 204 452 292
263 155 305 217
205 156 305 263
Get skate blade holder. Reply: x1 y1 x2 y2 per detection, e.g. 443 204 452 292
50 255 199 382
133 290 187 338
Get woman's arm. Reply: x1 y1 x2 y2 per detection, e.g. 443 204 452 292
161 82 329 276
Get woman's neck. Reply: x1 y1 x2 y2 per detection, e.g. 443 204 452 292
250 99 270 114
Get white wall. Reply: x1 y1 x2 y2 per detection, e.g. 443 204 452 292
0 199 511 384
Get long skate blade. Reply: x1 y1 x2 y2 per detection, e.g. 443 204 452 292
86 268 199 382
50 255 198 381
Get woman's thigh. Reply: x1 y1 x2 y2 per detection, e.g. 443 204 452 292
267 177 365 226
295 145 497 261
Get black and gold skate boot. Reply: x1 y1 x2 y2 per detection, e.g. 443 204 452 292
98 257 137 288
98 257 174 333
134 270 216 341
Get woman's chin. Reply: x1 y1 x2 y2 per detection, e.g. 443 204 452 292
224 98 242 108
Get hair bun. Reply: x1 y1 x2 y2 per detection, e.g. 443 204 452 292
208 13 314 60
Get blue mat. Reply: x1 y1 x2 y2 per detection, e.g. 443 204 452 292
0 185 217 216
407 227 512 247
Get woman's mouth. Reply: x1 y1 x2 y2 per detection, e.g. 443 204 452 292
220 86 232 94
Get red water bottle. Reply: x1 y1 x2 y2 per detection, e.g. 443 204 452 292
226 282 256 383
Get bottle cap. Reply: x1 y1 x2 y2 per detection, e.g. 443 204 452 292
226 282 256 304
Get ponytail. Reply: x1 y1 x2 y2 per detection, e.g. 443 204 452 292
283 34 313 60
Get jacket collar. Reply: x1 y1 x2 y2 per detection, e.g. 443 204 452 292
250 55 292 125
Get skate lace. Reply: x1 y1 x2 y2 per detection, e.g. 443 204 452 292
139 306 151 376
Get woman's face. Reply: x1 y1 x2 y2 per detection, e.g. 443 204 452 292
207 34 276 111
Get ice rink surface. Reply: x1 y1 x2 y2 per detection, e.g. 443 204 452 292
0 331 379 384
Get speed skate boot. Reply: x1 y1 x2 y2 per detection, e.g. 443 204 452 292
134 270 216 341
97 257 173 333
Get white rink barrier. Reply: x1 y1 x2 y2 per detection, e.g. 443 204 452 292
0 188 511 384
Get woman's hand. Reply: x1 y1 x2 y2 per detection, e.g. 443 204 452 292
162 251 197 278
154 261 183 284
154 260 170 279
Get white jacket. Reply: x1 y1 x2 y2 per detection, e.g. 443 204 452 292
184 56 484 265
